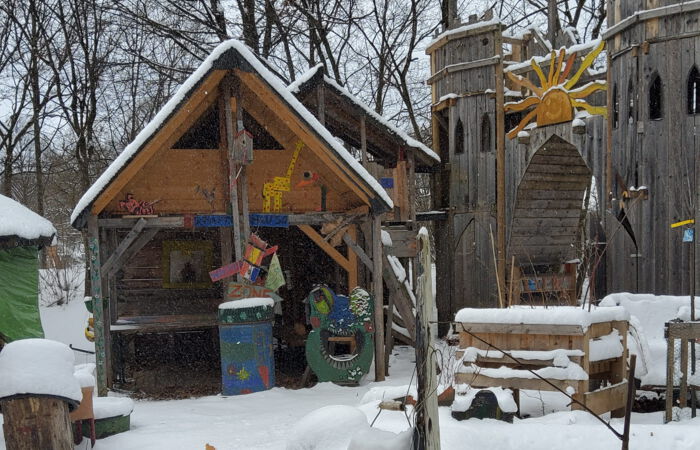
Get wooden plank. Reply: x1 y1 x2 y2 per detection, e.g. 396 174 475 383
343 231 374 273
577 381 628 415
106 227 159 281
98 217 184 228
87 215 109 395
666 321 700 339
225 91 243 266
455 372 582 392
458 323 584 335
297 224 351 272
372 215 386 380
101 218 147 275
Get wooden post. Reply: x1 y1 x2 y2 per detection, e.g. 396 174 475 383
347 225 359 290
681 337 689 408
224 87 243 263
495 28 507 307
606 50 614 224
372 214 386 381
385 291 395 376
360 115 368 169
621 354 637 450
414 229 440 448
547 0 559 47
235 99 251 240
1 397 74 450
665 332 675 423
87 214 108 396
317 84 326 125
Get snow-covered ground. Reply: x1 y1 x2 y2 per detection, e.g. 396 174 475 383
2 290 700 449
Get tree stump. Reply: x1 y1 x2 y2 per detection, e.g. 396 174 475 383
1 395 74 450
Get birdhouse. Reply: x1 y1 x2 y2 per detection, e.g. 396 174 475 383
234 129 253 165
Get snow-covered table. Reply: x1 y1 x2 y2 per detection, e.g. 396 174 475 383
454 306 630 417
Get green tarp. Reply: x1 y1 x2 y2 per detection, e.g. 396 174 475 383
0 246 44 342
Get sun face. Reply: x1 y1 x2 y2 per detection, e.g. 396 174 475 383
504 41 607 139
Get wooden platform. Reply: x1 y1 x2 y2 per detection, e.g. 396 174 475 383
455 312 629 417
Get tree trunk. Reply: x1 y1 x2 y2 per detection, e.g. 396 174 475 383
1 396 74 450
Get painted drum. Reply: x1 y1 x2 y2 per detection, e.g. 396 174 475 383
218 303 275 396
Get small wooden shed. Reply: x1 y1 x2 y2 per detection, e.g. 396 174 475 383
0 195 56 346
71 41 432 395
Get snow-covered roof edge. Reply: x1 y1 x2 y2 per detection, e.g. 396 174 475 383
71 40 394 227
0 194 56 245
426 17 503 50
289 66 439 164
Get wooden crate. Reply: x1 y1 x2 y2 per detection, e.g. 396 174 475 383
455 311 629 417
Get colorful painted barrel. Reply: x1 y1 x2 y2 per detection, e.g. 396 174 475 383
218 298 275 395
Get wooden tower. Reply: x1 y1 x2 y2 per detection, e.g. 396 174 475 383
604 0 700 295
427 13 609 333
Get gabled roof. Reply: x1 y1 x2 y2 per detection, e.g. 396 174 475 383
71 40 394 228
289 65 439 170
0 195 56 248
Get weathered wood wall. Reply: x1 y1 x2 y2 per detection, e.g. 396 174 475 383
429 24 500 328
606 3 700 294
115 228 223 318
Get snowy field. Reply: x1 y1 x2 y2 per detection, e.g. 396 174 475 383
2 293 700 449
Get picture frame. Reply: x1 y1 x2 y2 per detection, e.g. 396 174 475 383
162 240 213 289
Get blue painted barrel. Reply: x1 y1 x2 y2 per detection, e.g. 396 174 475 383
218 298 275 395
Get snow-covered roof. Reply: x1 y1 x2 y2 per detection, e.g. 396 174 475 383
0 194 56 246
71 40 393 228
289 65 439 165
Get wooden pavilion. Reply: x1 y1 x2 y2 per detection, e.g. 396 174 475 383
71 41 435 395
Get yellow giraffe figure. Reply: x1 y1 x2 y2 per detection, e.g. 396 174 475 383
262 141 304 212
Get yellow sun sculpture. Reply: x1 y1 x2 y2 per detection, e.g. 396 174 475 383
504 41 607 139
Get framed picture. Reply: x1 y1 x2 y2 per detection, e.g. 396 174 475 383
162 240 213 289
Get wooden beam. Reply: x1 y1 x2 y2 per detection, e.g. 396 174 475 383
347 225 358 289
360 115 368 169
343 232 373 272
426 56 501 85
106 227 159 280
100 218 146 275
224 85 243 264
87 215 109 395
458 322 584 336
578 382 628 416
495 29 507 308
372 215 386 381
97 217 184 228
297 224 351 272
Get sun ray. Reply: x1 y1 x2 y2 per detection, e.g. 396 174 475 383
564 40 605 90
560 53 577 81
506 71 544 97
504 96 541 112
530 58 548 88
552 48 566 85
571 100 607 116
569 81 607 99
547 50 557 87
506 109 537 139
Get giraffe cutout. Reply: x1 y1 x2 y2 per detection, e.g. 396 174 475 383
262 140 304 212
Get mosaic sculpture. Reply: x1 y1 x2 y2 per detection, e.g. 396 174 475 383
305 285 374 384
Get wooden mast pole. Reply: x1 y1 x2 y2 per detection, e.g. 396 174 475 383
224 80 243 265
372 214 386 381
495 25 507 306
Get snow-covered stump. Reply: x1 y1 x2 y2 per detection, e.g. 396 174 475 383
454 306 630 417
0 339 82 450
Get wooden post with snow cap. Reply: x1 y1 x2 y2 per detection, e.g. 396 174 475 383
372 213 386 381
414 227 440 449
0 339 82 450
